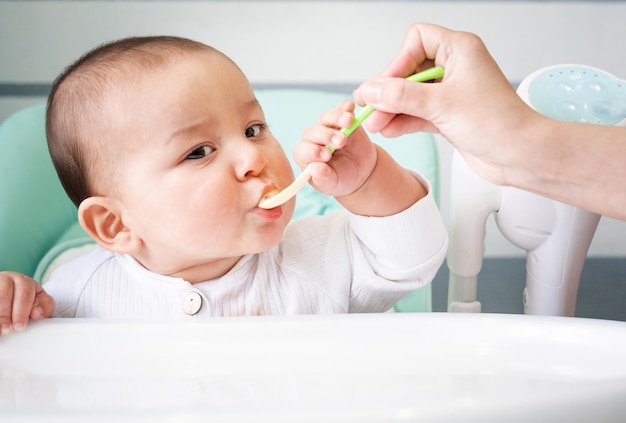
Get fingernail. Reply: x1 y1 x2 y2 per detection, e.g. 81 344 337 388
320 148 333 161
13 323 25 332
31 306 43 320
331 133 344 146
339 113 353 128
1 325 12 336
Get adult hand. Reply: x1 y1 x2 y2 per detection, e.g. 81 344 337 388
353 22 540 185
354 22 626 220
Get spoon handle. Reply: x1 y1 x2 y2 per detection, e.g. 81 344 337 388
258 66 445 209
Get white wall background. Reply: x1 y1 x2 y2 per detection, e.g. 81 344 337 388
2 0 625 257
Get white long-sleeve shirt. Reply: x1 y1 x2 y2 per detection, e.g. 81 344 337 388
45 181 447 318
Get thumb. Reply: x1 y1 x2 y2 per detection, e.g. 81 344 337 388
356 77 437 134
31 286 55 320
357 77 434 119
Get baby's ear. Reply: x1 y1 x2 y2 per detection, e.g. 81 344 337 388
78 197 141 254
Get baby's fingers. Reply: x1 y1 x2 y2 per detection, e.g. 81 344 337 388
0 277 15 335
31 286 55 321
297 125 344 167
9 276 38 332
317 100 355 129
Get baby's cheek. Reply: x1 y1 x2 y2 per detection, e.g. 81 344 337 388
278 157 295 184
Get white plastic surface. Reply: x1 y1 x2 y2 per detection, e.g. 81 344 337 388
1 313 626 422
517 64 626 126
448 150 601 315
446 64 626 316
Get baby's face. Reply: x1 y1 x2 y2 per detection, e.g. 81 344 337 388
108 52 295 282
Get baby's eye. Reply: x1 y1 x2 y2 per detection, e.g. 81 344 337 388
186 145 214 160
245 123 266 138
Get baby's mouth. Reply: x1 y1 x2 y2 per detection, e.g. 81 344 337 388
258 188 280 206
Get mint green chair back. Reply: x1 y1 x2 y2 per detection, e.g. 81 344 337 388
0 103 87 278
0 90 440 312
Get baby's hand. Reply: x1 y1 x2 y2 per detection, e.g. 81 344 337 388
0 271 55 335
296 100 377 197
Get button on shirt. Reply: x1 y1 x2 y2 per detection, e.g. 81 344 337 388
183 291 203 315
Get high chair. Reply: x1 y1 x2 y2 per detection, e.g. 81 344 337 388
447 64 626 316
0 89 440 312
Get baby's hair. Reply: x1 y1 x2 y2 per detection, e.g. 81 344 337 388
46 36 224 207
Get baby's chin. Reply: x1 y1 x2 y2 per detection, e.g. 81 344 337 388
256 221 291 251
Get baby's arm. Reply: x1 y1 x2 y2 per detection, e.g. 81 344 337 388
297 100 427 216
0 271 55 335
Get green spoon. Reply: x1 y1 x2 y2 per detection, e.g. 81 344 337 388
258 66 444 209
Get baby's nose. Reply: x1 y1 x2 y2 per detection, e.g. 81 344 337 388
234 144 268 180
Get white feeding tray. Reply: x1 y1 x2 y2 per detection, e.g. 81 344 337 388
1 313 626 422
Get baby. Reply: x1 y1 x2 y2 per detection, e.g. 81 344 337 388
0 36 447 329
